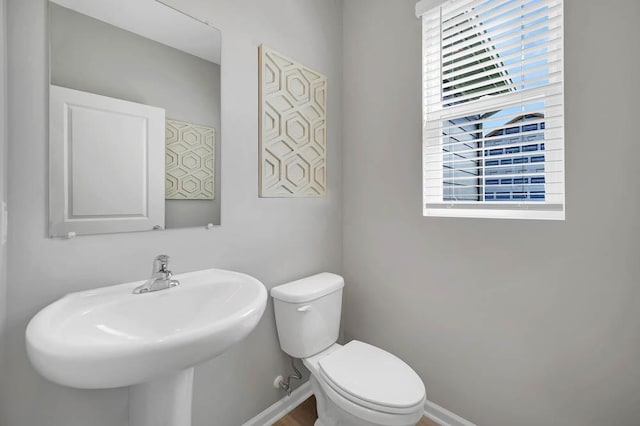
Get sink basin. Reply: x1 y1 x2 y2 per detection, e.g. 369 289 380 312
26 268 267 390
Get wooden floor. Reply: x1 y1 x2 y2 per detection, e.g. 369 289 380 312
273 396 438 426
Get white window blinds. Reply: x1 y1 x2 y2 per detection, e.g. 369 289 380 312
417 0 565 220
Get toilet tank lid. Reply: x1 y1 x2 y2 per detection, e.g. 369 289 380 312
271 273 344 303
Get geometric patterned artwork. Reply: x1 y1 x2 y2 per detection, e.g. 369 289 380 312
165 119 215 200
259 45 327 197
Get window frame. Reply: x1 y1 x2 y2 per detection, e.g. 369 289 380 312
417 0 566 221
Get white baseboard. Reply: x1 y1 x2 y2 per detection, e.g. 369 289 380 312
242 381 475 426
424 400 476 426
242 381 313 426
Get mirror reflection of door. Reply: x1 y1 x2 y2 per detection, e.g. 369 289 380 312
48 0 222 237
49 86 166 237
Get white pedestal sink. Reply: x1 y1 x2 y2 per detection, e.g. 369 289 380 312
25 268 267 426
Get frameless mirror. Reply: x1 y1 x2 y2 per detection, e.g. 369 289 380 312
47 0 222 237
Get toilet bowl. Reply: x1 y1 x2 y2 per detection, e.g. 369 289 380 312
271 273 426 426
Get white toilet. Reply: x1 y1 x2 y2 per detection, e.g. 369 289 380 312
271 273 426 426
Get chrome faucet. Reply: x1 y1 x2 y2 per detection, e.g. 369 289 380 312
133 255 180 294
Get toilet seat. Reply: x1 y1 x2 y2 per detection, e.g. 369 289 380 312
316 341 425 415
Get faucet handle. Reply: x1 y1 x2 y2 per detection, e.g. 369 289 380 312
152 254 170 273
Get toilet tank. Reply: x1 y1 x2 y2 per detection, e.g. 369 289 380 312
271 273 344 358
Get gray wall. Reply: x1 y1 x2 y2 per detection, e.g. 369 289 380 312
3 0 342 425
0 0 7 419
342 1 640 425
49 3 222 228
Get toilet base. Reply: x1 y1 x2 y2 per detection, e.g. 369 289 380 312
310 376 423 426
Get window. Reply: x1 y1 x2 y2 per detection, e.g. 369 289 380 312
416 0 565 220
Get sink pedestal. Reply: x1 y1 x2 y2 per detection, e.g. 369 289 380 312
129 368 194 426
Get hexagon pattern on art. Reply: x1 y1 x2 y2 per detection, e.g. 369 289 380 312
259 45 327 197
165 119 215 200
